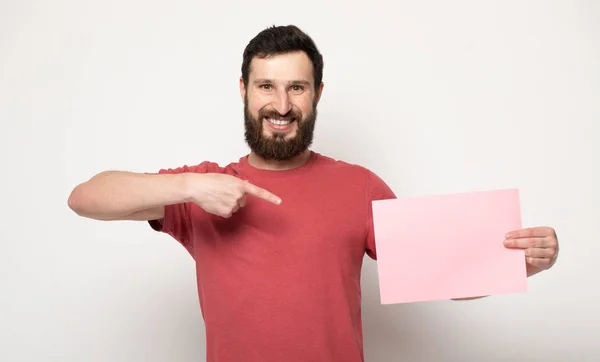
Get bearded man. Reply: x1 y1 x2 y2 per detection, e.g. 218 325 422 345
68 25 560 362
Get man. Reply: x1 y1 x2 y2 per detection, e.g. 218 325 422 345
68 25 559 362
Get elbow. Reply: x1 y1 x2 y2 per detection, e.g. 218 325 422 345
67 172 123 220
67 184 87 216
67 171 111 217
68 181 99 217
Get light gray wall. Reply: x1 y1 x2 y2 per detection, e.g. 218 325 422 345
1 0 598 361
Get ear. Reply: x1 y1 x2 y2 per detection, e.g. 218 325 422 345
314 82 325 104
239 77 246 103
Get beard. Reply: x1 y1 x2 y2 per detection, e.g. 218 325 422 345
244 95 317 161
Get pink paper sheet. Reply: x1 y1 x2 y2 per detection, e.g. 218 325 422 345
372 188 527 304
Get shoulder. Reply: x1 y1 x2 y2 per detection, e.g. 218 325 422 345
312 152 381 180
313 152 396 200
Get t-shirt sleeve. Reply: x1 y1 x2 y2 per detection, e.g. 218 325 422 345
147 162 213 256
365 170 397 260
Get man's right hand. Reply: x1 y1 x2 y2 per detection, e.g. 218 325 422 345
186 173 281 218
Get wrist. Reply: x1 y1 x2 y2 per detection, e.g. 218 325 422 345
177 173 196 203
178 172 210 204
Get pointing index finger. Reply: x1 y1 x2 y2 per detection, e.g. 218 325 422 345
243 182 282 205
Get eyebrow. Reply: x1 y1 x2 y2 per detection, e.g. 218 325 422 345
253 79 311 86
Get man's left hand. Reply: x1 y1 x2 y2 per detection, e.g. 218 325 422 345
503 226 559 276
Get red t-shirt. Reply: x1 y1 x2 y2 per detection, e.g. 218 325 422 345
149 151 396 362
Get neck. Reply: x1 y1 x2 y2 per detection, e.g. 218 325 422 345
247 150 312 171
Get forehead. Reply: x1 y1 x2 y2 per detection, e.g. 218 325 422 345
248 51 314 84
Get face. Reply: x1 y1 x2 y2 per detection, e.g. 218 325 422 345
240 51 323 161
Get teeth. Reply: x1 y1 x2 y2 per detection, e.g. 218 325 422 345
266 118 292 126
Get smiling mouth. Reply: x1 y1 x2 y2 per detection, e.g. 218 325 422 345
265 117 295 125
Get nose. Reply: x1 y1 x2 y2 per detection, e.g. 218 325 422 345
273 89 291 115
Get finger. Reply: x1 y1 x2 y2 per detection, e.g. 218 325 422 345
504 237 547 249
505 226 555 239
238 195 247 208
526 257 553 269
525 247 556 258
243 182 282 205
217 205 234 218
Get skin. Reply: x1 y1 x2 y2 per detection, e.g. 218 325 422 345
240 51 324 171
504 226 559 276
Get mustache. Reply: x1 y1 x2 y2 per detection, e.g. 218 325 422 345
258 108 302 121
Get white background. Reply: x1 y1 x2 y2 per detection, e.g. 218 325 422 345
1 0 599 361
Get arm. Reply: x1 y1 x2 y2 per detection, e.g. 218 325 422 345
67 170 282 221
67 171 191 221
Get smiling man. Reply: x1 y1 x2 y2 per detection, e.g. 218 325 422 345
67 25 559 362
242 34 323 167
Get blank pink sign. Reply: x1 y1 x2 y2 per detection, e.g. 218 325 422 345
372 188 527 304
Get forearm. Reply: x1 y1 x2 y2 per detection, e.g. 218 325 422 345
68 171 191 220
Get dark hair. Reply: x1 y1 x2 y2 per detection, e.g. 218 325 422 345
241 25 324 91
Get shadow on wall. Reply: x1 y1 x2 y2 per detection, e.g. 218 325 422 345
360 260 586 362
311 110 385 167
360 259 475 362
361 258 428 362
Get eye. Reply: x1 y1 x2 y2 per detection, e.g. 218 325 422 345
290 85 304 92
260 84 273 90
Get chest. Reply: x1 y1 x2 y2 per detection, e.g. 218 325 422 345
190 180 369 268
